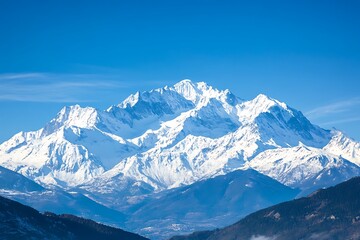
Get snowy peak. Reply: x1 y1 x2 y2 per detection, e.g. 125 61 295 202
43 105 99 135
324 130 360 166
173 79 240 106
173 79 200 103
236 93 331 148
117 80 240 120
112 79 240 126
116 84 194 120
239 93 290 123
120 91 141 108
249 144 360 194
254 93 288 108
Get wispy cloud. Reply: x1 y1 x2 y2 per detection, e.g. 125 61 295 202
305 98 360 119
0 73 46 80
318 117 360 126
0 72 136 103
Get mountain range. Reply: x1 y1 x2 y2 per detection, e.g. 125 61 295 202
0 79 359 239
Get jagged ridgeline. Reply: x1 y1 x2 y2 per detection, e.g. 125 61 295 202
0 80 359 239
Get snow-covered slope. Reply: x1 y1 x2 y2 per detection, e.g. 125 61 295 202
324 130 360 166
249 144 360 195
0 79 358 193
0 105 141 187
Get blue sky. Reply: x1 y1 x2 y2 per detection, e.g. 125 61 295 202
0 0 360 142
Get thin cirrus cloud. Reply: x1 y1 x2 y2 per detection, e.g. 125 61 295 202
305 98 360 128
319 117 360 126
0 72 134 103
305 98 360 119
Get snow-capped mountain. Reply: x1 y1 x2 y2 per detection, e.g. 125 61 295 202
0 79 359 239
324 130 360 166
249 144 360 195
0 79 358 191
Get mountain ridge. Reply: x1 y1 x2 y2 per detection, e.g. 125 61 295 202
170 176 360 240
0 194 148 240
125 169 299 239
0 79 359 239
0 79 359 197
